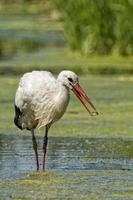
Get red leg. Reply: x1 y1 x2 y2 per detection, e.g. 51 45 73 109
42 126 49 173
32 130 39 171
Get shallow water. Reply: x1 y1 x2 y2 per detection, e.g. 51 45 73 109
0 133 133 182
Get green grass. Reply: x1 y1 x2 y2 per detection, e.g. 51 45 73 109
0 74 133 137
1 170 133 200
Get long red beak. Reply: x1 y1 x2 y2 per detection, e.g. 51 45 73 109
72 83 98 116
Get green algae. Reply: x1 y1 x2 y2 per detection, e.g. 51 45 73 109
1 171 133 200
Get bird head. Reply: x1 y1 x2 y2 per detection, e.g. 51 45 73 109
58 70 78 89
58 70 99 116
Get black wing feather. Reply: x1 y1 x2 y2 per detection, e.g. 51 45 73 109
14 104 23 130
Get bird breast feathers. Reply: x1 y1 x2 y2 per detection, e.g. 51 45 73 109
34 85 69 128
16 71 69 128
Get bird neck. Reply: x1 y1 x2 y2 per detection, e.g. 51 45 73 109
57 81 70 99
52 82 70 118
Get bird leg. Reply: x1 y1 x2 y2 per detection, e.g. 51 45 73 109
31 129 39 172
42 126 49 173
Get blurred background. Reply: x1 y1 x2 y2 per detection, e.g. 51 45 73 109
0 0 133 75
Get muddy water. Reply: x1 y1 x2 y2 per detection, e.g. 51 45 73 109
0 133 133 182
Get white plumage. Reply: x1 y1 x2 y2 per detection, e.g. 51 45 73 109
15 71 70 130
14 70 98 172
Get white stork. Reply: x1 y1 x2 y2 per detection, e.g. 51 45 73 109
14 70 98 172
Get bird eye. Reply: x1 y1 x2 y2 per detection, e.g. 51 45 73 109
68 77 73 83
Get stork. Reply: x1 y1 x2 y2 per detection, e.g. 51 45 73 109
14 70 98 173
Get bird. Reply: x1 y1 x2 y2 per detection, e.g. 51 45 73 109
14 70 98 173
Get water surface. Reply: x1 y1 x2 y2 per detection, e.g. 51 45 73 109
0 133 133 182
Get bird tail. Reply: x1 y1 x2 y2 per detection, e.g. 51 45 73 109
14 104 23 130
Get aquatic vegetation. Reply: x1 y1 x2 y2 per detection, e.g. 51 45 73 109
1 170 133 199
